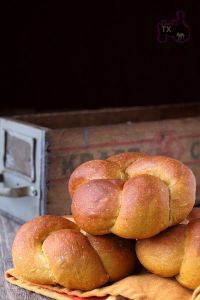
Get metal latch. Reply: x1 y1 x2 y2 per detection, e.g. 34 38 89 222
0 174 37 197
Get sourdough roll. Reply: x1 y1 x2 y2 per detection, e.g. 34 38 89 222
69 152 196 239
136 219 200 290
12 215 137 291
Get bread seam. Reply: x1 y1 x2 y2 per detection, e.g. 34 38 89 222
86 235 110 281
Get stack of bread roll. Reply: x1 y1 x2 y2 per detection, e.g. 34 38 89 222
6 152 200 300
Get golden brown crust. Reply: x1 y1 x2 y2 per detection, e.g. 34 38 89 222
126 155 196 226
12 215 137 291
176 220 200 289
111 175 170 238
69 152 196 239
186 208 200 222
87 234 136 282
12 215 78 285
43 229 108 290
72 179 123 235
136 219 200 290
136 225 187 277
68 160 125 197
107 152 147 170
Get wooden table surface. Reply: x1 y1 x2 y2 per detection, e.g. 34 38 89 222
0 214 48 300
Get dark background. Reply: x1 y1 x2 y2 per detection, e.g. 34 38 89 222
1 1 200 114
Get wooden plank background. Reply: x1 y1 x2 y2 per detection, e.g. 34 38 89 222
14 103 200 129
4 106 200 219
47 117 200 215
0 214 48 299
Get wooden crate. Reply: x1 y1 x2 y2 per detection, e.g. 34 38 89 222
1 103 200 222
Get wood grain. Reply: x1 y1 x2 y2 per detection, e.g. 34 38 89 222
0 214 48 300
2 105 200 221
47 117 200 216
14 103 200 129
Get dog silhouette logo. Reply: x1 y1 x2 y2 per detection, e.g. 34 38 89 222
157 10 191 43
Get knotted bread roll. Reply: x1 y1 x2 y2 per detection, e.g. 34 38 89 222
12 215 136 291
69 152 196 239
136 218 200 290
185 207 200 223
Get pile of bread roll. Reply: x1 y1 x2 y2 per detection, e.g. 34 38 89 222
11 152 200 292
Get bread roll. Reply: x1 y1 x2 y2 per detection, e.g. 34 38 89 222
69 152 196 239
186 207 200 223
136 219 200 290
12 215 137 291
